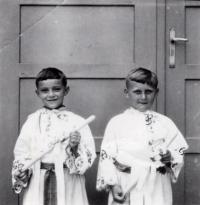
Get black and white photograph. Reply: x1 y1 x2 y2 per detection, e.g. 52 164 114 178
0 0 198 205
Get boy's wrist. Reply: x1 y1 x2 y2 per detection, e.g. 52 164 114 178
70 145 79 158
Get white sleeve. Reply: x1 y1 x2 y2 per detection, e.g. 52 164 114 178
64 117 96 175
165 119 188 182
96 119 119 192
12 117 33 194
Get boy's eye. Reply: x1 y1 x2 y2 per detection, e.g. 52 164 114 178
146 90 153 94
133 90 141 94
53 87 61 91
40 89 48 93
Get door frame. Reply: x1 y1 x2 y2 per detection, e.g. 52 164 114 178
156 0 166 115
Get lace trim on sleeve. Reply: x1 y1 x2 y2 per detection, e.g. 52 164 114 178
96 149 118 191
12 159 32 194
169 146 187 182
64 143 95 175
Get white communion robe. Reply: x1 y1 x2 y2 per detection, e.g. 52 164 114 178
12 107 96 205
96 107 188 205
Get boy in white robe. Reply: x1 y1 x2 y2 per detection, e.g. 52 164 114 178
96 67 188 205
12 67 96 205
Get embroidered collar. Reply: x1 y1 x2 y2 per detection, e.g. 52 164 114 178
41 106 67 114
128 107 152 115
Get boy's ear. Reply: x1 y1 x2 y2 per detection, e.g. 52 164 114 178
156 88 159 96
124 88 129 98
35 90 39 96
64 86 70 96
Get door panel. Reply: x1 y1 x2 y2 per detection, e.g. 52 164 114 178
0 0 157 204
20 6 134 64
186 7 200 65
166 1 200 204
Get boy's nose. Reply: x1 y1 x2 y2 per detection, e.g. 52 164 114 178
48 90 55 97
141 93 147 100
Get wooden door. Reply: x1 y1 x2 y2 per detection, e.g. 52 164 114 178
166 0 200 204
0 0 157 204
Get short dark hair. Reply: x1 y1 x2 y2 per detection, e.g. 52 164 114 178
126 67 158 89
35 67 67 88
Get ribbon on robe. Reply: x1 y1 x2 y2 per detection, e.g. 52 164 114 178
41 162 69 205
41 163 57 205
44 110 67 205
115 151 160 205
28 109 67 205
54 143 66 205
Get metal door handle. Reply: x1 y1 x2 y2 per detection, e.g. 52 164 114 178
171 37 188 43
169 28 188 68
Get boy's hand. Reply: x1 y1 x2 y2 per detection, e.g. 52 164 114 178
14 169 29 183
160 150 171 164
69 131 81 148
111 184 126 204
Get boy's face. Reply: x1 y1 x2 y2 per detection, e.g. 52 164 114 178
124 81 158 112
36 79 69 109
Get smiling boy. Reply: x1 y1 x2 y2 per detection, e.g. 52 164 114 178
12 67 96 205
96 67 188 205
36 79 69 109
